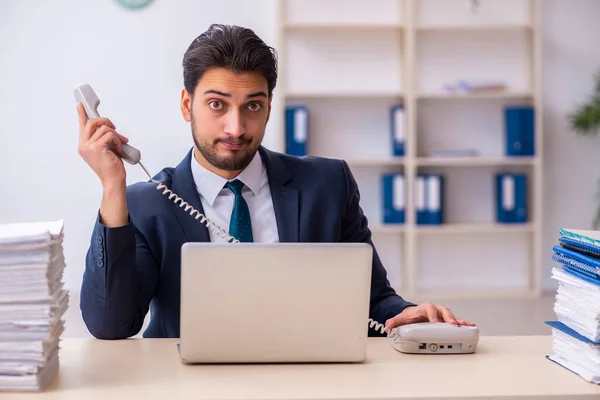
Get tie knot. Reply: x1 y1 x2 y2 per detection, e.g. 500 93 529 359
225 179 245 196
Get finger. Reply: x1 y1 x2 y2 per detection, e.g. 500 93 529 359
385 305 418 331
97 132 123 156
114 131 128 144
77 103 88 135
385 315 403 332
456 318 476 326
89 125 128 145
82 118 117 142
426 304 439 322
439 307 457 324
90 125 117 143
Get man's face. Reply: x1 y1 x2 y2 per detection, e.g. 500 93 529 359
181 67 271 173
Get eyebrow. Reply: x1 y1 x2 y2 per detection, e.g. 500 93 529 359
203 89 268 99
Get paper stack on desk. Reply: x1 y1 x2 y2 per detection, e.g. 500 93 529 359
0 220 68 391
546 228 600 384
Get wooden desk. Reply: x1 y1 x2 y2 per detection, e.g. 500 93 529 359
3 336 599 399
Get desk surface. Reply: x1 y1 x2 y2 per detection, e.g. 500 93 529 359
3 336 600 400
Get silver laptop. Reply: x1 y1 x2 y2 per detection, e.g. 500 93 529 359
179 242 373 364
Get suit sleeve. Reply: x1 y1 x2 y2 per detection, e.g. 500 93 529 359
339 160 416 336
80 212 159 339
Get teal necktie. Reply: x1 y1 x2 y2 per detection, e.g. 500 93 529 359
225 179 253 243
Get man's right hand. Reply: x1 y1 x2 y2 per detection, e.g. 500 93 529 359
77 103 130 227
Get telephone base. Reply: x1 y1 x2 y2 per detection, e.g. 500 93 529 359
390 322 480 354
392 339 478 354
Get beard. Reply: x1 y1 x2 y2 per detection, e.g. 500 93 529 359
191 113 261 171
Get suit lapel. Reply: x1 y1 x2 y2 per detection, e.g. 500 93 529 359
170 149 211 243
259 147 299 242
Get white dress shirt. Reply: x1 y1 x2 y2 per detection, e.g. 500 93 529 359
190 150 280 243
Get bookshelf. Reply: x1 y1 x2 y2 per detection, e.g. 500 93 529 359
274 0 543 298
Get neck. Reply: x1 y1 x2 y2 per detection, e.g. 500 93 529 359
193 147 242 180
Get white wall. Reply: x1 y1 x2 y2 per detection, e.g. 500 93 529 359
0 0 278 292
1 0 600 295
540 0 600 290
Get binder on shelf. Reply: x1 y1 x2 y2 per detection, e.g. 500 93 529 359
425 174 444 225
504 106 535 156
382 174 405 224
415 174 428 225
495 173 528 223
285 106 308 156
390 104 405 157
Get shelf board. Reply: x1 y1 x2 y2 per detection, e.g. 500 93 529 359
286 92 404 99
416 156 537 167
406 287 536 300
416 223 535 235
346 157 405 167
416 24 533 32
284 23 403 31
417 91 533 100
369 224 405 234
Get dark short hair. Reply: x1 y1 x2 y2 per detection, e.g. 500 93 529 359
182 24 278 96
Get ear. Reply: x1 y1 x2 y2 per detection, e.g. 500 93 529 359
180 89 192 122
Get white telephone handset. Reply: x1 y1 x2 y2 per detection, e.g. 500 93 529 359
74 84 479 355
75 84 142 165
75 84 239 244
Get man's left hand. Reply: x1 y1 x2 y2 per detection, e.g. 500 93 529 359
385 302 476 333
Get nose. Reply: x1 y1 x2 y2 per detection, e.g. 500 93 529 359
223 109 245 138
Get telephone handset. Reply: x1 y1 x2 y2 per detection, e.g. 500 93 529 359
75 84 239 244
75 84 142 165
74 84 479 355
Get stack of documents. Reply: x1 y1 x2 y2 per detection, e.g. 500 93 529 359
547 228 600 384
0 220 68 391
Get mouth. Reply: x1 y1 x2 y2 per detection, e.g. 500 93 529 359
217 139 250 151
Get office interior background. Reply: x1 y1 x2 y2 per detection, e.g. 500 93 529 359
1 0 600 338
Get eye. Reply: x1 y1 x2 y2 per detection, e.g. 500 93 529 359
209 100 224 110
247 102 262 112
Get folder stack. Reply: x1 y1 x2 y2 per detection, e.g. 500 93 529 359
415 174 444 225
0 220 68 391
546 228 600 384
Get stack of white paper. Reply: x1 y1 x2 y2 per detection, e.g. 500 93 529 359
548 267 600 384
548 326 600 384
552 267 600 341
0 220 68 391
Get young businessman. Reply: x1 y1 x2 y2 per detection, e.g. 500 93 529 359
77 24 475 339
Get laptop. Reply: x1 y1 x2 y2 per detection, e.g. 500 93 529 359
178 242 373 364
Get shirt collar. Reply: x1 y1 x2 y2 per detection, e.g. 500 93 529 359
190 149 265 207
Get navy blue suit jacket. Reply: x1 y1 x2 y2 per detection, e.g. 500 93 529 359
81 147 415 339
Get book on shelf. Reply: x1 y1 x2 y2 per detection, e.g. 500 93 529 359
415 174 444 225
285 105 308 157
505 106 535 157
495 173 527 224
382 173 405 224
443 79 507 94
389 104 405 157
